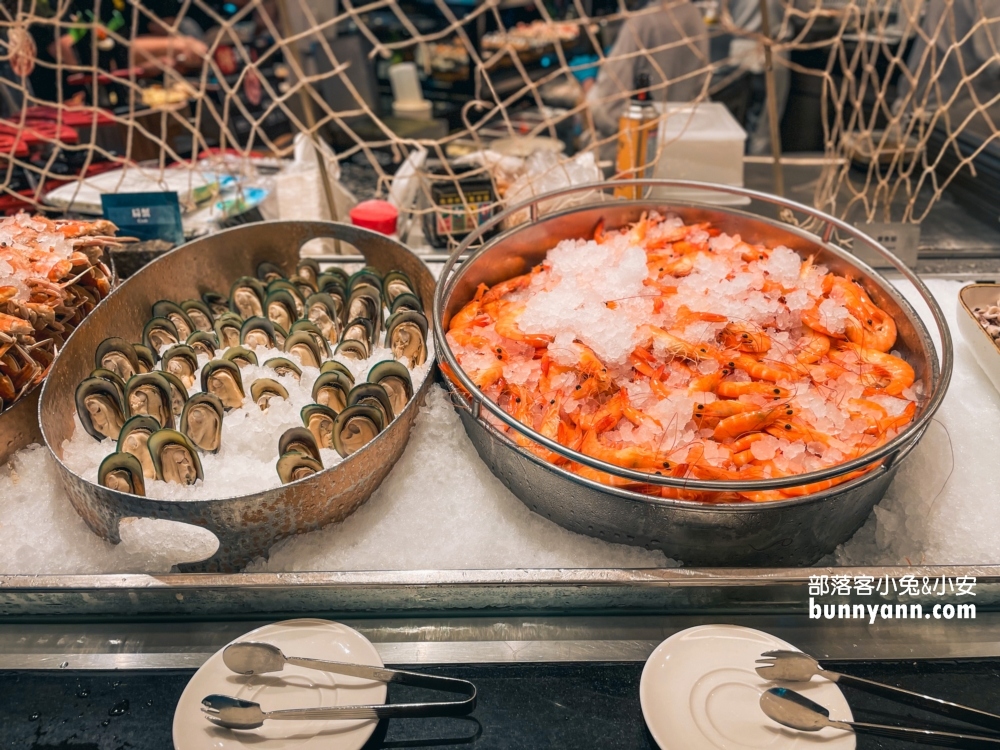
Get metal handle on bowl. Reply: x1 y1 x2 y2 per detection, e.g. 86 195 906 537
432 179 953 494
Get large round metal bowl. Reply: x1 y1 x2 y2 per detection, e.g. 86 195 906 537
434 181 953 566
40 221 435 573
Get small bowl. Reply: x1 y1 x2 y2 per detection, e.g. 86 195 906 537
958 283 1000 394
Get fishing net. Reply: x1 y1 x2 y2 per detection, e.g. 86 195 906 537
0 0 996 230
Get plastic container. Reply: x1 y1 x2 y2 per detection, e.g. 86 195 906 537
389 62 422 103
349 199 399 236
650 103 748 205
392 100 433 121
958 283 1000 396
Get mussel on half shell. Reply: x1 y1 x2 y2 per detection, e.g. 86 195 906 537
390 292 422 315
222 345 258 369
277 451 323 484
186 330 219 359
267 279 305 317
346 286 382 342
98 451 146 495
180 393 224 453
148 429 204 486
250 378 289 411
229 276 265 319
116 414 160 479
256 261 284 283
278 426 321 462
312 371 351 412
240 317 277 350
320 359 355 383
151 300 195 341
202 291 230 318
133 344 158 373
179 299 215 332
201 359 245 410
264 289 297 332
95 337 140 381
305 293 343 342
76 377 128 441
161 344 199 389
382 270 416 304
125 373 174 430
263 357 302 381
158 370 189 418
332 404 384 458
301 403 338 450
289 320 331 359
284 331 322 368
89 368 127 408
334 338 369 361
296 258 321 287
142 316 180 352
214 312 244 350
367 360 413 416
384 310 428 368
319 267 349 292
347 382 394 425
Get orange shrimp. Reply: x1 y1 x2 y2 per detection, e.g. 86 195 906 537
716 381 791 400
694 400 758 418
469 360 505 390
652 255 695 278
576 391 625 432
688 370 724 394
0 312 33 336
844 304 897 352
713 405 796 441
794 330 831 364
637 324 723 363
593 219 607 244
675 305 728 326
733 354 797 383
829 343 914 396
718 321 771 353
479 268 540 305
493 302 554 349
450 290 489 330
579 430 671 472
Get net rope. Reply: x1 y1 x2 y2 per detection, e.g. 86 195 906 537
0 0 995 228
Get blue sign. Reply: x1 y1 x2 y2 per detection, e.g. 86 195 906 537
101 191 184 245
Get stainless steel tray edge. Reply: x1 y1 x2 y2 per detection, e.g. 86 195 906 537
1 567 997 618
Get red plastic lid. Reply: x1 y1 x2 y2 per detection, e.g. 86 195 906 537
349 199 398 236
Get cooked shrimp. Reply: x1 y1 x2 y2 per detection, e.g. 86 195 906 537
829 343 915 396
719 321 771 353
713 405 796 441
445 211 916 503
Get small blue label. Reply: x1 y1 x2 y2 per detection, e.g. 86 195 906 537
101 191 184 244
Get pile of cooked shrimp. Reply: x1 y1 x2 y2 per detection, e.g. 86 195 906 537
444 212 918 503
0 213 120 412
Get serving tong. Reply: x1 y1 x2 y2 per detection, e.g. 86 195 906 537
202 641 476 730
761 687 1000 748
757 650 1000 744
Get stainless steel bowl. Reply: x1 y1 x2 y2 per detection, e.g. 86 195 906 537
40 221 435 573
434 181 952 566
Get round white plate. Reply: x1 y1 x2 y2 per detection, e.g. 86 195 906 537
640 624 855 750
173 618 387 750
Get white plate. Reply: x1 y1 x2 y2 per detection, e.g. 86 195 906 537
640 625 855 750
173 618 387 750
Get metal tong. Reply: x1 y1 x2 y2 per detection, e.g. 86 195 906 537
202 641 476 730
757 649 1000 734
762 687 1000 748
